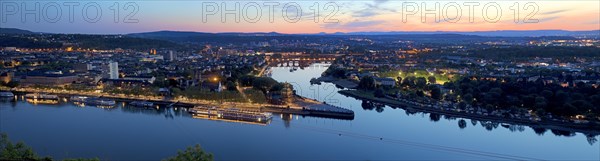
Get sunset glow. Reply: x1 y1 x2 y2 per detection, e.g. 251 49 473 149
1 0 598 34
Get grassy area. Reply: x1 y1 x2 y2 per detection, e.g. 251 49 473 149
379 69 456 84
175 87 268 104
104 87 158 96
174 87 247 102
243 88 267 104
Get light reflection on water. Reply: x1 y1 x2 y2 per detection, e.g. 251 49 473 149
0 63 598 160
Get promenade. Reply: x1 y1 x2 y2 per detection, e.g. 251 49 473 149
8 87 354 119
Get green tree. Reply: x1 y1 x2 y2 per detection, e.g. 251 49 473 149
534 96 547 109
269 83 285 92
328 68 346 78
462 93 473 104
164 144 213 161
540 90 553 99
416 77 427 89
252 77 278 93
554 90 569 106
0 133 38 160
63 158 100 161
430 85 442 100
238 75 256 87
358 76 376 90
374 88 385 98
427 76 436 84
225 81 237 91
416 90 425 97
401 76 416 87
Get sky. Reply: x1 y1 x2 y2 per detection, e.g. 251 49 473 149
1 0 599 34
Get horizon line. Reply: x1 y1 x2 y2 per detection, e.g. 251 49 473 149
2 27 599 35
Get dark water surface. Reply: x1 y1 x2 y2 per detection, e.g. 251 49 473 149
1 63 598 160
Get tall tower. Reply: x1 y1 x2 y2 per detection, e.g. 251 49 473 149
109 61 119 79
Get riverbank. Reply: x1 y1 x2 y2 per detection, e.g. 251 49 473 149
339 90 600 135
311 76 358 89
262 95 355 120
7 88 353 120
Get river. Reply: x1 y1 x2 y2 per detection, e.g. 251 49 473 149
1 63 598 160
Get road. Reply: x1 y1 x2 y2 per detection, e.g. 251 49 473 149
256 65 269 77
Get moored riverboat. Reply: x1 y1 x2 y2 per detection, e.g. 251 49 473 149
25 93 59 100
190 106 272 124
70 96 88 102
0 91 14 97
85 98 116 106
25 93 59 104
129 101 154 107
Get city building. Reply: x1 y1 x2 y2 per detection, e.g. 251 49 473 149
102 61 119 79
109 61 119 79
20 71 78 86
374 77 396 87
164 50 177 61
74 63 92 73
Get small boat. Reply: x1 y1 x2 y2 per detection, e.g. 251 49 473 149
85 98 116 106
0 91 14 97
25 93 59 100
70 96 88 102
129 101 154 107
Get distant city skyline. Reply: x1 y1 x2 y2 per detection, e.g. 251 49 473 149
1 0 598 34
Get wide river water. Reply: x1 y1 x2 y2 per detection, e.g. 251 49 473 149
1 63 599 160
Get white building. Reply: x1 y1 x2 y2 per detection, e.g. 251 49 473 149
165 50 176 61
108 61 119 79
375 77 396 87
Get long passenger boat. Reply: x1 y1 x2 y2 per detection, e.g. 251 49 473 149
190 106 273 125
24 93 59 104
70 96 88 102
25 93 59 100
129 101 154 107
85 97 116 106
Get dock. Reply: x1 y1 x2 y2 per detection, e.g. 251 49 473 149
262 96 355 120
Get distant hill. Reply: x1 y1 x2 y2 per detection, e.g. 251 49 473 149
128 31 214 38
128 31 284 38
453 30 599 37
127 31 293 43
322 30 600 37
127 30 600 41
0 28 35 34
0 36 61 48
